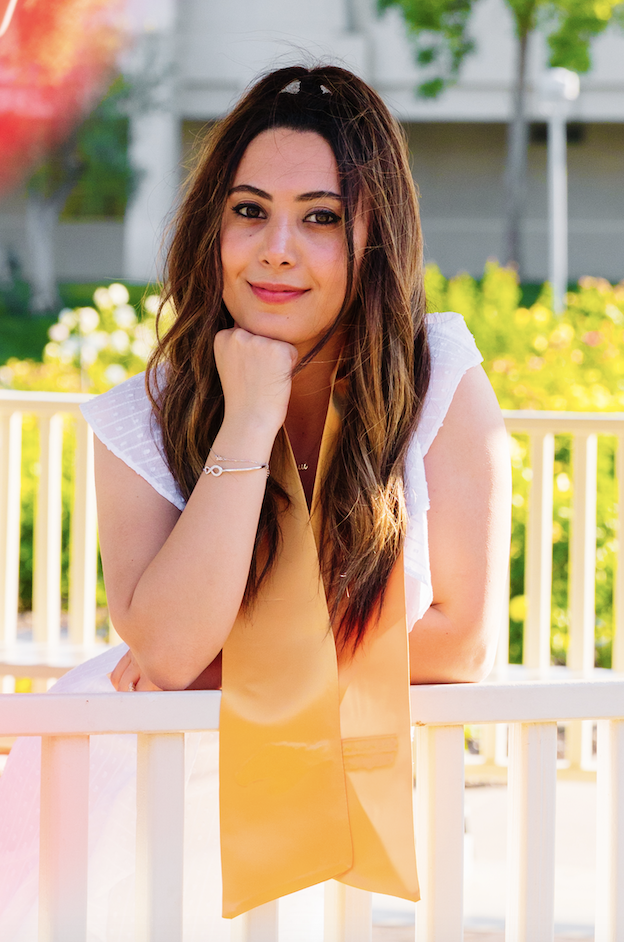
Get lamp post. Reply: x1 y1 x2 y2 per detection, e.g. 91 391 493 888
539 68 580 314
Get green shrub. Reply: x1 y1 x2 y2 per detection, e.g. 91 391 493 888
3 266 624 666
0 284 162 624
425 263 624 666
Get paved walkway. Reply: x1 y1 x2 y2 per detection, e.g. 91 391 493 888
373 932 592 941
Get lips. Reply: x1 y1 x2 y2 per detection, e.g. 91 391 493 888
249 282 308 304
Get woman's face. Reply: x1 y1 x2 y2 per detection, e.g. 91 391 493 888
220 128 366 357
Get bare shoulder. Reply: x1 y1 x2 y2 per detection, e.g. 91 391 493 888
423 364 511 640
94 436 181 619
408 365 510 681
423 364 507 492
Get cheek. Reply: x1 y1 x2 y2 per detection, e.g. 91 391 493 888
311 240 348 294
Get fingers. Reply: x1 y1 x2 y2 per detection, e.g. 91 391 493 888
110 649 131 690
118 662 140 692
135 676 164 692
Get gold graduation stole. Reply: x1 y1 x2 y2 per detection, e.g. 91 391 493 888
219 379 419 918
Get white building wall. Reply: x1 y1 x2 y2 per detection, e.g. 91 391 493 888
123 0 624 282
1 0 623 285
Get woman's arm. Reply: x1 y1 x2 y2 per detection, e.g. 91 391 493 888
97 328 296 691
409 365 511 684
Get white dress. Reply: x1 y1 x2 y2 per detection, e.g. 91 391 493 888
0 313 481 941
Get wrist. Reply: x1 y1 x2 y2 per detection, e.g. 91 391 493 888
213 417 280 465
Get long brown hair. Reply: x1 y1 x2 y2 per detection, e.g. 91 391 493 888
147 65 430 648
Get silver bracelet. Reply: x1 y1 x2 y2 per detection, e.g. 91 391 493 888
202 462 269 477
209 448 261 464
203 447 269 477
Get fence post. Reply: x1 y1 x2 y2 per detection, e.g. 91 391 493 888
568 432 598 673
324 882 372 942
69 420 98 645
595 719 624 941
612 435 624 673
524 432 555 673
415 724 465 941
33 413 64 645
231 900 279 942
506 722 557 942
0 411 22 644
136 732 185 942
39 734 90 942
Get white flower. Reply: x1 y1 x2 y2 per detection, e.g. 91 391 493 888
93 288 113 310
78 307 100 334
114 304 137 329
48 323 69 342
44 342 61 359
131 339 152 360
143 294 160 316
109 330 130 353
134 323 155 344
108 283 130 306
0 365 13 386
104 364 128 385
81 342 99 366
90 331 109 352
60 337 81 359
59 309 77 329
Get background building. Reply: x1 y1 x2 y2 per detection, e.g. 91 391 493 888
2 0 624 286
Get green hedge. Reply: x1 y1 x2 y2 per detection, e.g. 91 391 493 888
425 262 623 666
2 265 623 664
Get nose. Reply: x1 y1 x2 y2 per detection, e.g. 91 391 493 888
260 215 296 268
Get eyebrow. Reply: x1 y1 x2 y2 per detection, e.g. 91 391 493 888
228 184 343 202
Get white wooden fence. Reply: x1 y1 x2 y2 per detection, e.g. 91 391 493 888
1 392 624 939
2 679 624 941
1 392 623 684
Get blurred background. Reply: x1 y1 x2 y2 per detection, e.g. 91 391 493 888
1 5 624 938
0 0 623 323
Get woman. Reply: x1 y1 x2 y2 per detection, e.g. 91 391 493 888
0 65 510 938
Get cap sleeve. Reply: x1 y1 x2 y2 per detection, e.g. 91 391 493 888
417 312 483 457
80 372 186 512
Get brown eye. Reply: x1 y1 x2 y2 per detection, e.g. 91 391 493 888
306 210 340 225
234 203 264 219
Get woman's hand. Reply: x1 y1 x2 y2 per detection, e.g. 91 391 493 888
214 327 298 440
110 648 163 692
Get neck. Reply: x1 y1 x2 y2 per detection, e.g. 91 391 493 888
287 335 341 426
285 334 342 474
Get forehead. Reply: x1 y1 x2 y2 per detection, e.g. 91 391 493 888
232 128 339 194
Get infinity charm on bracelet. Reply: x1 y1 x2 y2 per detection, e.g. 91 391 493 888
202 463 270 476
204 464 225 476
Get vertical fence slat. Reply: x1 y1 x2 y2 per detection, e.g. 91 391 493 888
595 719 624 941
612 435 624 673
525 432 555 673
415 724 465 942
568 432 598 673
69 420 97 645
324 882 372 942
39 734 90 942
0 410 22 644
232 900 279 942
506 722 557 942
136 732 185 942
33 413 64 645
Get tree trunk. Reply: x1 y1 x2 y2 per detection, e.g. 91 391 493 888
24 192 65 314
504 28 530 274
25 137 82 315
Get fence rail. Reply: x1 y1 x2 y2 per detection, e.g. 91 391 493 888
2 392 623 680
1 680 623 941
2 393 624 937
502 411 624 680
